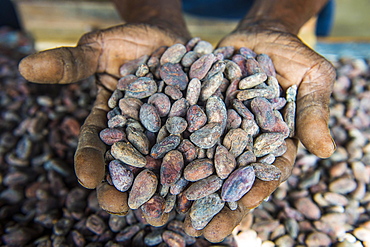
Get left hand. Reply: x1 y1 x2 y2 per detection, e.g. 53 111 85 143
184 27 336 242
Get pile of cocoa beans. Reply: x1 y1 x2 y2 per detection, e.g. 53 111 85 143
100 38 296 230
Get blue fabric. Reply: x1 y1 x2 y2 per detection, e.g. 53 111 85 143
0 0 22 30
316 0 335 36
182 0 335 36
182 0 254 20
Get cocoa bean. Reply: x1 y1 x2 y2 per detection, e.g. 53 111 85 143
186 105 207 133
128 169 158 209
159 63 188 90
160 150 184 185
126 126 150 155
252 162 281 181
109 160 134 192
139 103 161 132
100 128 127 145
147 93 171 117
214 145 236 179
189 53 215 80
222 128 250 157
221 166 256 202
160 44 187 65
183 158 214 182
150 135 181 159
189 122 222 149
183 175 223 200
111 141 146 167
141 194 166 218
189 193 225 230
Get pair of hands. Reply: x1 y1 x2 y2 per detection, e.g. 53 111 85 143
19 22 336 242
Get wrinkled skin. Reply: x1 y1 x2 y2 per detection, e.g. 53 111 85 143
183 29 336 242
19 23 185 217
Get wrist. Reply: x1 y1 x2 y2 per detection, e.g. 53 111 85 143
112 0 191 39
235 0 329 35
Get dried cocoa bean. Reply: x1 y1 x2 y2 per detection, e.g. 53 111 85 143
128 169 158 209
108 115 127 128
147 93 171 117
186 105 207 133
232 99 254 120
159 63 188 90
189 53 215 80
214 145 237 179
214 46 235 59
256 53 276 77
162 230 186 247
150 135 181 159
177 139 197 162
160 44 187 65
253 133 286 157
160 150 184 185
252 162 281 181
206 96 227 131
135 64 150 77
100 128 127 145
164 193 177 213
120 55 149 76
170 177 189 195
111 141 146 167
183 158 214 182
181 51 199 68
183 175 223 200
165 85 183 100
176 192 192 214
165 116 188 135
109 160 134 192
189 122 222 149
189 193 225 230
168 98 189 117
139 103 161 132
239 47 257 58
222 128 250 157
108 89 124 109
221 166 256 202
141 194 166 218
200 71 224 101
126 126 150 155
119 97 143 120
226 109 242 129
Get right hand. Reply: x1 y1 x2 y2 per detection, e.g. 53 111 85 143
19 23 187 220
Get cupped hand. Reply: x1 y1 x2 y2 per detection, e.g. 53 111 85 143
184 29 336 242
19 23 186 216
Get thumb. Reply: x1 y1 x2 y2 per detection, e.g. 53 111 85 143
19 43 101 84
296 86 336 158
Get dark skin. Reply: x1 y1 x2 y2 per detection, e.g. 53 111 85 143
18 0 336 242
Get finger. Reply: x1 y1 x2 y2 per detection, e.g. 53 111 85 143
202 205 250 243
18 43 101 84
74 86 110 189
97 182 129 215
296 66 336 158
